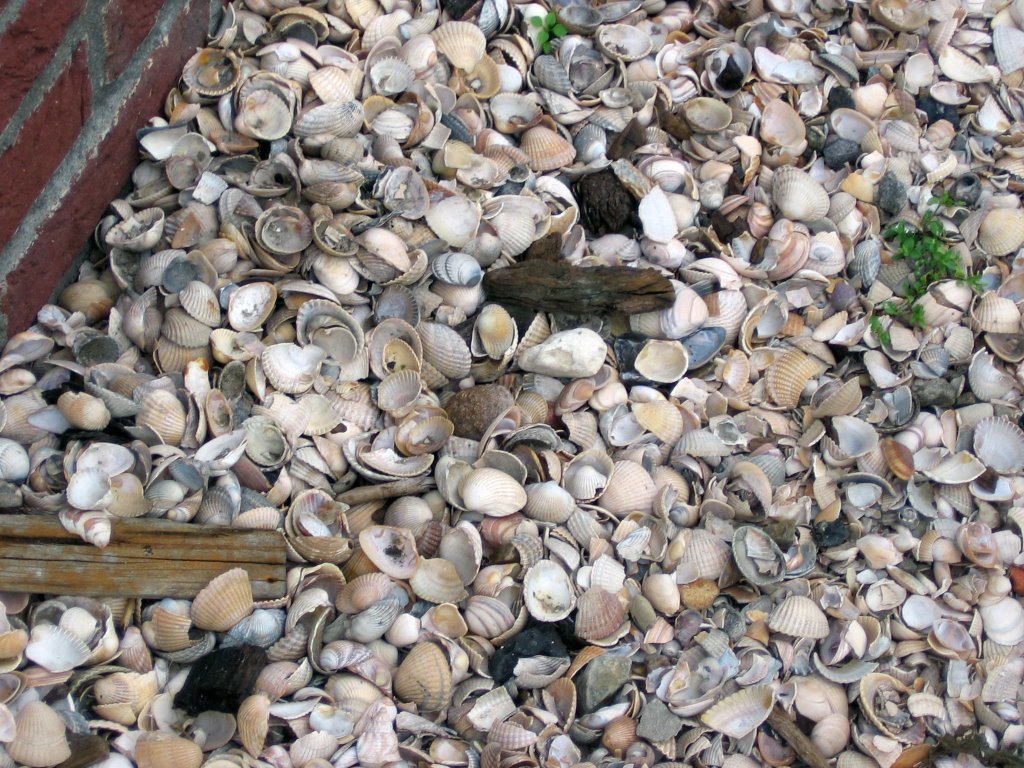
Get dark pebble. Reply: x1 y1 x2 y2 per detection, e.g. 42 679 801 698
913 378 958 409
812 519 850 548
175 644 267 715
822 137 861 170
827 86 855 112
444 384 515 440
574 168 635 237
877 172 907 216
917 95 960 128
490 624 569 685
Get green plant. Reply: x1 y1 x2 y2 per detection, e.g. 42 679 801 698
530 11 567 55
873 204 983 341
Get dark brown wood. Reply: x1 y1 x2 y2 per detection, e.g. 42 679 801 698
0 514 286 599
482 262 675 315
765 706 830 768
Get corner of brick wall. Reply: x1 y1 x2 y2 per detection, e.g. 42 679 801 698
0 0 222 343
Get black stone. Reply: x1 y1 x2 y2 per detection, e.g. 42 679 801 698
952 173 983 206
812 519 850 548
714 55 747 94
174 645 267 715
612 333 652 385
917 95 960 128
877 172 907 216
827 86 855 112
490 624 569 684
574 169 635 237
822 137 861 170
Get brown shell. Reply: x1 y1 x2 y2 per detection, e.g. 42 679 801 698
764 349 819 408
191 567 254 632
768 595 829 639
394 642 452 711
575 587 626 642
134 732 203 768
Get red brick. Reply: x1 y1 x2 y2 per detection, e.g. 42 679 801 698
103 0 166 82
2 0 212 335
0 41 91 248
0 0 86 131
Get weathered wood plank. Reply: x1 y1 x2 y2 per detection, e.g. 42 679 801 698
482 261 676 315
0 514 287 599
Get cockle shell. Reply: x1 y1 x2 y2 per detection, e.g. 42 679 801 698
978 208 1024 256
191 568 253 632
772 167 829 222
394 642 451 711
135 731 203 768
701 686 775 739
6 701 71 768
769 595 829 638
974 417 1024 474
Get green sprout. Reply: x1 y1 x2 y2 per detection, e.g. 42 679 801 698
530 11 567 55
873 203 983 341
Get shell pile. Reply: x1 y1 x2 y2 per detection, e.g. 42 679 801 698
6 0 1024 766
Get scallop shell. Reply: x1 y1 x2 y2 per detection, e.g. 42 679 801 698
134 731 203 768
973 417 1024 474
575 587 626 642
394 642 452 711
971 292 1021 334
768 595 829 638
764 349 818 408
463 595 517 638
191 568 254 632
410 558 468 603
179 280 221 326
460 467 528 517
700 685 775 739
523 559 576 622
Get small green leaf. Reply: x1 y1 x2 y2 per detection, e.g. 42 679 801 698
546 10 557 25
530 15 543 26
552 23 568 37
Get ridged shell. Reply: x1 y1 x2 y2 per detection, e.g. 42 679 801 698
764 349 818 409
971 292 1021 334
394 642 452 711
768 595 829 638
463 594 517 638
191 568 254 632
432 21 486 70
519 126 576 172
978 208 1024 256
261 343 326 394
237 693 271 757
57 391 111 431
974 417 1024 474
418 321 472 379
135 731 203 768
135 389 187 445
7 701 70 768
772 167 830 222
575 587 626 642
700 685 775 739
178 280 221 326
410 558 468 603
524 481 576 524
460 467 528 517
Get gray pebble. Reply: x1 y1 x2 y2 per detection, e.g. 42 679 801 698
877 172 908 216
637 697 682 742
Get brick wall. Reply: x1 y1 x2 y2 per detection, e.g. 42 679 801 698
0 0 221 342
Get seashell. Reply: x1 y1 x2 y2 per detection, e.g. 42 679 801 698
261 344 326 394
431 251 482 287
7 701 71 768
978 208 1024 256
418 321 472 380
523 559 577 621
705 43 752 98
136 389 187 445
764 349 818 409
973 417 1024 474
359 525 419 578
178 280 220 326
524 481 575 524
394 642 451 711
135 731 203 768
575 587 626 642
682 97 733 133
463 595 517 638
460 467 528 517
432 21 486 70
237 693 271 757
228 282 278 332
191 568 253 632
760 98 806 151
410 558 468 603
56 391 111 431
519 126 576 172
595 24 653 62
772 167 829 222
769 595 829 638
994 26 1024 74
701 686 775 739
733 526 786 586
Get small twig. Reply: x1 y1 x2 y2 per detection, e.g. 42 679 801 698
335 476 435 505
765 706 830 768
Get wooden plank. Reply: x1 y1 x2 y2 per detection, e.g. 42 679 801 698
0 514 287 600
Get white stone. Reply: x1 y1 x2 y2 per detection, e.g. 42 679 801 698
517 328 607 378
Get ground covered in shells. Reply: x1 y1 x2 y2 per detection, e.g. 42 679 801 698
2 0 1024 767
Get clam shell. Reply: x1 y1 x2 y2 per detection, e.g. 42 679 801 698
519 126 576 172
973 417 1024 474
524 481 576 524
460 467 528 517
764 349 818 408
191 568 254 632
135 731 203 768
595 24 653 62
463 594 517 638
228 282 277 332
394 642 452 711
700 685 775 739
261 344 326 394
359 525 419 579
523 559 577 621
410 558 468 603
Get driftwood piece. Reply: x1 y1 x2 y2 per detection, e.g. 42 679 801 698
481 261 675 315
0 514 286 599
